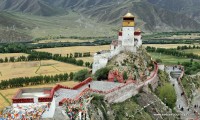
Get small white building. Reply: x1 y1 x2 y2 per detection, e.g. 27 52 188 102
92 12 143 74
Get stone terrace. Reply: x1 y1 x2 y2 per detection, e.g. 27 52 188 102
55 81 123 106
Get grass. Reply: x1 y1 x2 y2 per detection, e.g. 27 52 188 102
148 52 190 65
35 45 110 56
182 76 193 99
0 81 78 111
0 53 28 59
182 49 200 55
143 44 192 49
0 60 87 80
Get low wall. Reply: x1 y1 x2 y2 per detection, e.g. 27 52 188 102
177 68 189 106
72 77 92 89
59 62 159 105
13 98 34 103
13 63 159 105
12 88 53 103
105 83 137 103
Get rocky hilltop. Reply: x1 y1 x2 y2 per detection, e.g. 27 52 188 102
107 49 153 81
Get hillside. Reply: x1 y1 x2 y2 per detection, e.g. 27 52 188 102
0 0 200 42
88 92 178 120
0 0 200 33
79 0 200 31
0 0 63 16
0 12 32 42
147 0 200 23
0 11 116 43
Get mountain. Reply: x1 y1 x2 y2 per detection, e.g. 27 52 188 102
0 0 200 32
147 0 200 23
0 0 64 16
0 0 200 43
0 12 32 42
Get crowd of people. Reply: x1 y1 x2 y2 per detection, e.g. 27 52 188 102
1 103 50 120
63 94 93 120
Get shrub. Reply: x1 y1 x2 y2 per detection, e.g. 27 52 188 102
73 69 90 81
158 83 176 109
156 58 162 63
123 71 128 80
95 67 112 80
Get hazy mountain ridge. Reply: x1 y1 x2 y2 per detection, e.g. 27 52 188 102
0 0 63 16
0 0 199 31
147 0 200 23
0 0 200 43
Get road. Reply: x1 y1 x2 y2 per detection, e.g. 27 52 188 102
165 66 197 119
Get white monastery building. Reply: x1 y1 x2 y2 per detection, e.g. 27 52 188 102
92 12 142 74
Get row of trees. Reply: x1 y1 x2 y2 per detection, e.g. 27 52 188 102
74 52 91 57
143 39 197 44
0 51 92 68
146 46 200 60
0 73 73 89
177 45 200 50
0 68 93 89
34 36 112 42
0 39 111 53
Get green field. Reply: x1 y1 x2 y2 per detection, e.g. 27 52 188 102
182 49 200 55
148 52 190 65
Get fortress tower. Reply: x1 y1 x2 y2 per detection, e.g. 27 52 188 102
92 12 142 74
122 13 135 48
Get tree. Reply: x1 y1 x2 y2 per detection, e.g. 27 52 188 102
123 71 128 80
95 67 112 80
155 58 162 63
74 52 79 58
73 69 90 81
4 57 8 62
63 73 69 81
76 60 84 66
69 72 74 80
9 57 15 62
0 58 3 63
158 83 176 109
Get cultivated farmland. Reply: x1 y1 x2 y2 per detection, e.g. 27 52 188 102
148 52 190 65
0 60 87 81
35 45 110 56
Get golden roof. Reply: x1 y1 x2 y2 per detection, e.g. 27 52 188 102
123 12 134 18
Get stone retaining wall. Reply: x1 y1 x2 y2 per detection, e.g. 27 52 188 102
105 83 137 103
104 62 159 103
